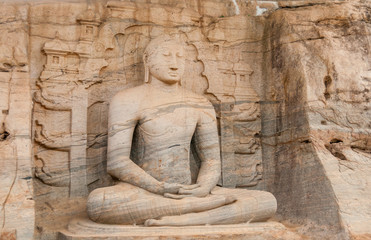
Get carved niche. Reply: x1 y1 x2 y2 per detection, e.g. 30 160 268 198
33 3 264 198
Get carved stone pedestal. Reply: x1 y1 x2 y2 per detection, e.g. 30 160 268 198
58 218 302 240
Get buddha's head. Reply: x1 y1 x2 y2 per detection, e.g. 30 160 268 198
143 35 185 85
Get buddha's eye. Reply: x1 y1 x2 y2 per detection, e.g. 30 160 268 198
163 52 170 56
176 52 183 57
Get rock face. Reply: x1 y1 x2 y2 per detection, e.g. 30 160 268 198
0 3 34 240
261 2 371 239
0 0 369 239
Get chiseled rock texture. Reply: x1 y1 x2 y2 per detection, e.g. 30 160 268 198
0 3 34 240
0 0 369 239
262 1 371 239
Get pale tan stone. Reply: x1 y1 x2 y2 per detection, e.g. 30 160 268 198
261 1 371 239
0 0 369 239
0 3 34 239
85 35 277 227
60 218 302 240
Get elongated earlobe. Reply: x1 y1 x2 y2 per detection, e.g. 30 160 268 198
144 65 150 83
143 53 150 83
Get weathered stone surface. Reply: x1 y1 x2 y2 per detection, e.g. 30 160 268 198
0 0 369 239
28 2 273 237
59 218 302 240
0 2 34 240
83 35 276 227
261 1 371 239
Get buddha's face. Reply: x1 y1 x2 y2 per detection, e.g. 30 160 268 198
145 41 185 85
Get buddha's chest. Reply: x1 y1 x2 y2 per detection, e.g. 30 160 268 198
138 103 199 141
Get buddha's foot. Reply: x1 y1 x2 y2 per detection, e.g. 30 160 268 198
144 213 205 226
224 196 237 204
144 195 237 226
144 219 159 226
184 194 237 212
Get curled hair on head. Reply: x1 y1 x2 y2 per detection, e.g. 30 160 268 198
143 34 185 83
143 34 184 58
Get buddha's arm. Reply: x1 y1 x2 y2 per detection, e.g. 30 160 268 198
186 102 221 196
166 102 221 199
107 92 166 194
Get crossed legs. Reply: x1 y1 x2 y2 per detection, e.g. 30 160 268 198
145 187 277 226
87 183 276 226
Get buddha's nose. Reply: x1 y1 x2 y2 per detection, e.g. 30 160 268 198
170 55 178 70
170 60 178 70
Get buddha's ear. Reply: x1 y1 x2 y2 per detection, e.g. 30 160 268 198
144 66 150 83
143 53 150 83
143 52 148 64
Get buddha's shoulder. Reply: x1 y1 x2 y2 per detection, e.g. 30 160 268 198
183 88 212 106
111 85 148 103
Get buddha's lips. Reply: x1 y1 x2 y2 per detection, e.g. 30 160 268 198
168 71 178 76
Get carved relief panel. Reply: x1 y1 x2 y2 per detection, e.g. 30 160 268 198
33 2 265 199
196 42 262 188
33 9 107 197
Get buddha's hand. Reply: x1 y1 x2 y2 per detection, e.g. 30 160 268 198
164 185 209 199
162 183 200 195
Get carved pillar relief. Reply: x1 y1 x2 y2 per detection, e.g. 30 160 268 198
33 9 107 197
195 42 262 188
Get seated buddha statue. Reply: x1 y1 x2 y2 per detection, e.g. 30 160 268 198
86 35 277 226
